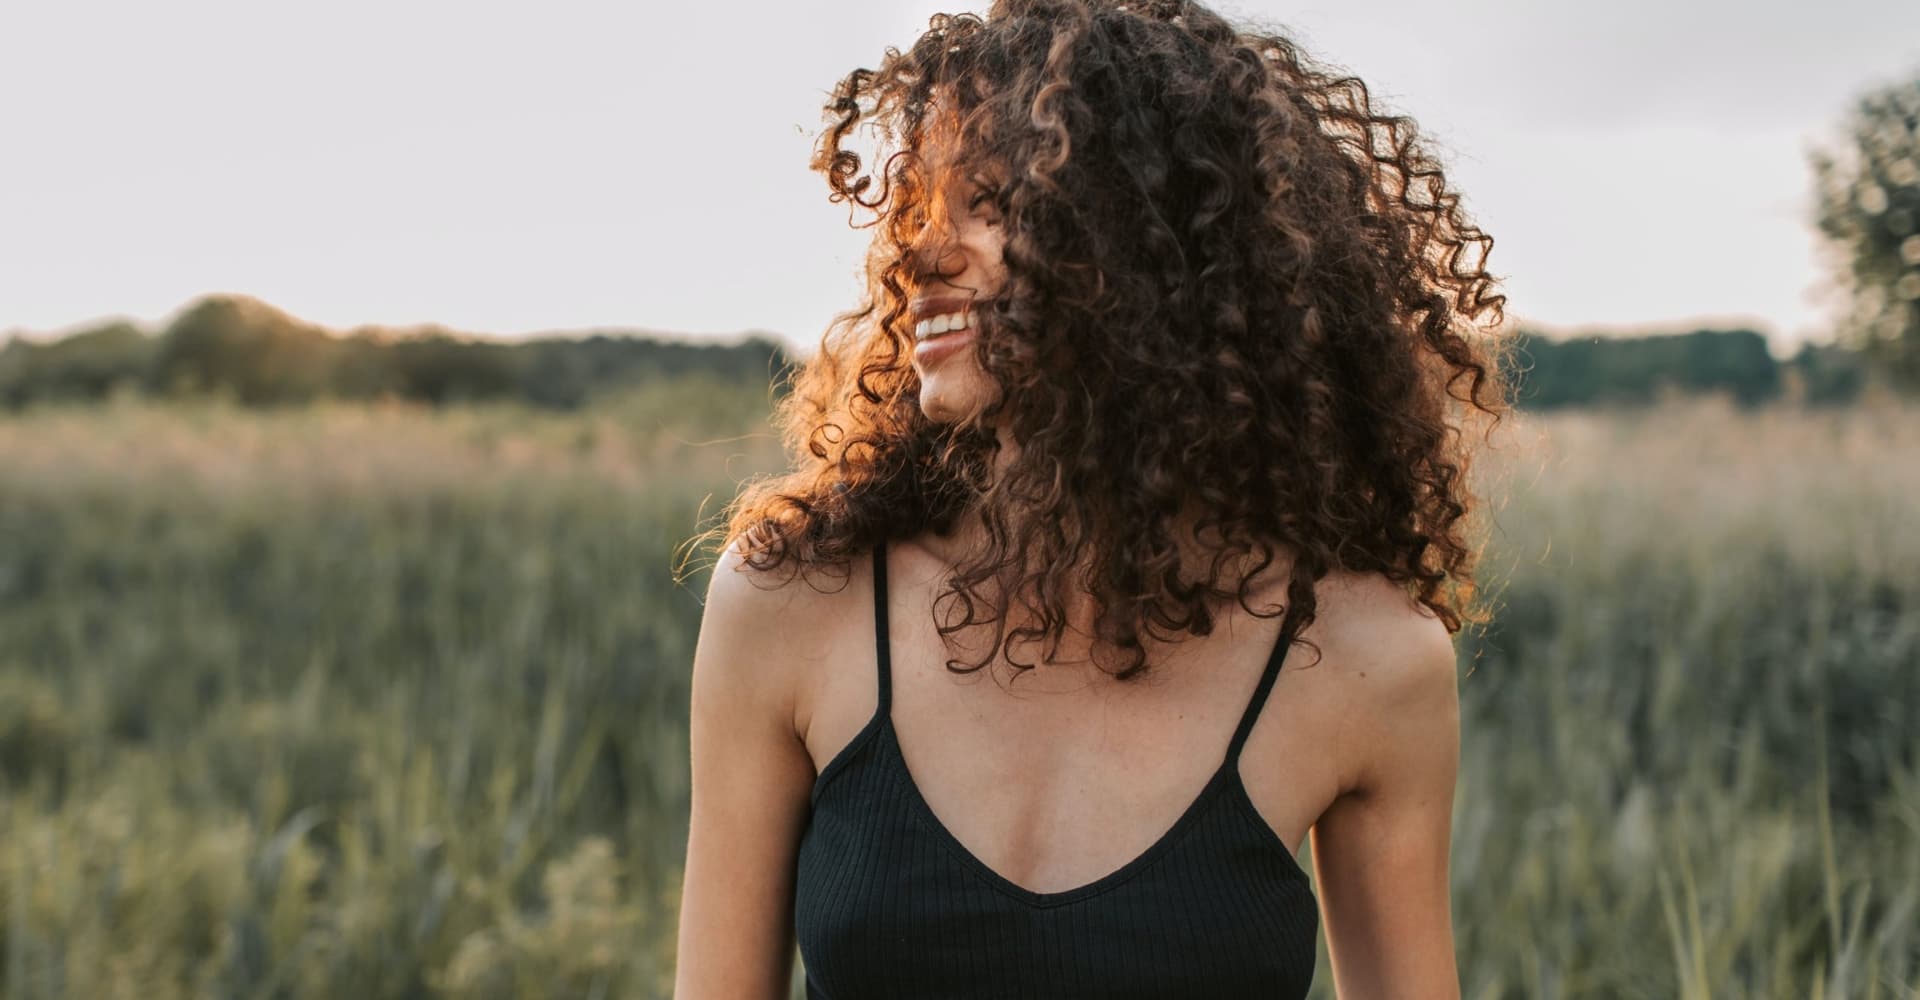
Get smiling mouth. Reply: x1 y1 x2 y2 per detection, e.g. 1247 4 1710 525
913 309 972 341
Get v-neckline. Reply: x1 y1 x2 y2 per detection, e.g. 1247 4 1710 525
881 717 1276 909
849 535 1312 909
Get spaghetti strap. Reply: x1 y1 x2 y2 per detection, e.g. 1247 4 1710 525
1224 612 1300 763
871 538 893 714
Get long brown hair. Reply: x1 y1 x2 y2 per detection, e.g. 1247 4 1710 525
691 0 1514 681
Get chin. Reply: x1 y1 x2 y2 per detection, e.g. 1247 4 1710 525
917 385 971 424
916 368 995 425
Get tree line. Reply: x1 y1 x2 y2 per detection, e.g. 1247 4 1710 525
0 294 791 411
0 294 1884 413
1512 327 1870 409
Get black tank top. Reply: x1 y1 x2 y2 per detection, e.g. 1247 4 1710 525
794 539 1319 999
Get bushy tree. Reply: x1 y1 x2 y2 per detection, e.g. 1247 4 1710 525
0 321 154 406
151 295 340 404
1810 66 1920 393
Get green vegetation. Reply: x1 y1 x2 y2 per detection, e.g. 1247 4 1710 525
1447 399 1919 998
1811 63 1920 393
0 388 1914 998
1512 328 1783 409
0 294 792 412
2 292 1904 416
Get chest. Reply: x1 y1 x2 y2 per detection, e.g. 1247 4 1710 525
795 718 1321 1000
801 608 1346 893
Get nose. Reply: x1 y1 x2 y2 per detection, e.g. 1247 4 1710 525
908 213 966 286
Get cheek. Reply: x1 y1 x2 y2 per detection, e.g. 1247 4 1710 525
970 237 1007 284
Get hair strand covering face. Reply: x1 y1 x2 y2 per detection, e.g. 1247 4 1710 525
689 0 1516 683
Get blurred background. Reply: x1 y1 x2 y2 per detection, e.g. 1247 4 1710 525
2 1 1917 997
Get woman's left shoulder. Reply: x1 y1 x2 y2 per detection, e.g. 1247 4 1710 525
1301 570 1460 802
1305 569 1459 727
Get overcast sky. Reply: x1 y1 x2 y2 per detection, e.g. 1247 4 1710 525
3 0 1917 356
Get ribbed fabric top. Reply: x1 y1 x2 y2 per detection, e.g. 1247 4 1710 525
794 539 1318 999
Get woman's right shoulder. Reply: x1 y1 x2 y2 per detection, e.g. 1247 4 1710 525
694 536 875 728
702 535 873 631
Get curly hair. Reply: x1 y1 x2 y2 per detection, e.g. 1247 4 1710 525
693 0 1514 682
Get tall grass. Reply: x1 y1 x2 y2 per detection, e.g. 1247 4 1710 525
0 382 778 999
1439 397 1920 999
0 388 1913 998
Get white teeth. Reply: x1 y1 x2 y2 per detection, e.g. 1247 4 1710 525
914 311 970 340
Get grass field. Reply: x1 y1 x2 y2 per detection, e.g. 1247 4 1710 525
0 386 1914 998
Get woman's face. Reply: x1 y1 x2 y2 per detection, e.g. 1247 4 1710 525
906 137 1008 426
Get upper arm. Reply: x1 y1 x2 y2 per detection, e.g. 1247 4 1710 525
672 540 823 1000
1309 604 1462 999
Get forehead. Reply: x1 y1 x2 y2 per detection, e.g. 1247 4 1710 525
912 111 1003 191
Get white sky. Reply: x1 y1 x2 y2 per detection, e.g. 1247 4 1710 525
3 0 1917 357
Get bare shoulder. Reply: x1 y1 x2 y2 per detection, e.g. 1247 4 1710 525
1308 570 1456 686
1303 569 1460 797
697 537 868 739
703 536 859 634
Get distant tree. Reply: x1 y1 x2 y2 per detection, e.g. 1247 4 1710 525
1810 65 1920 393
1510 327 1780 410
328 329 406 401
1783 341 1868 406
0 321 153 406
151 295 340 404
512 333 793 410
386 329 523 405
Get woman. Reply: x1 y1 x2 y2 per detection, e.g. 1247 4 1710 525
674 0 1511 996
